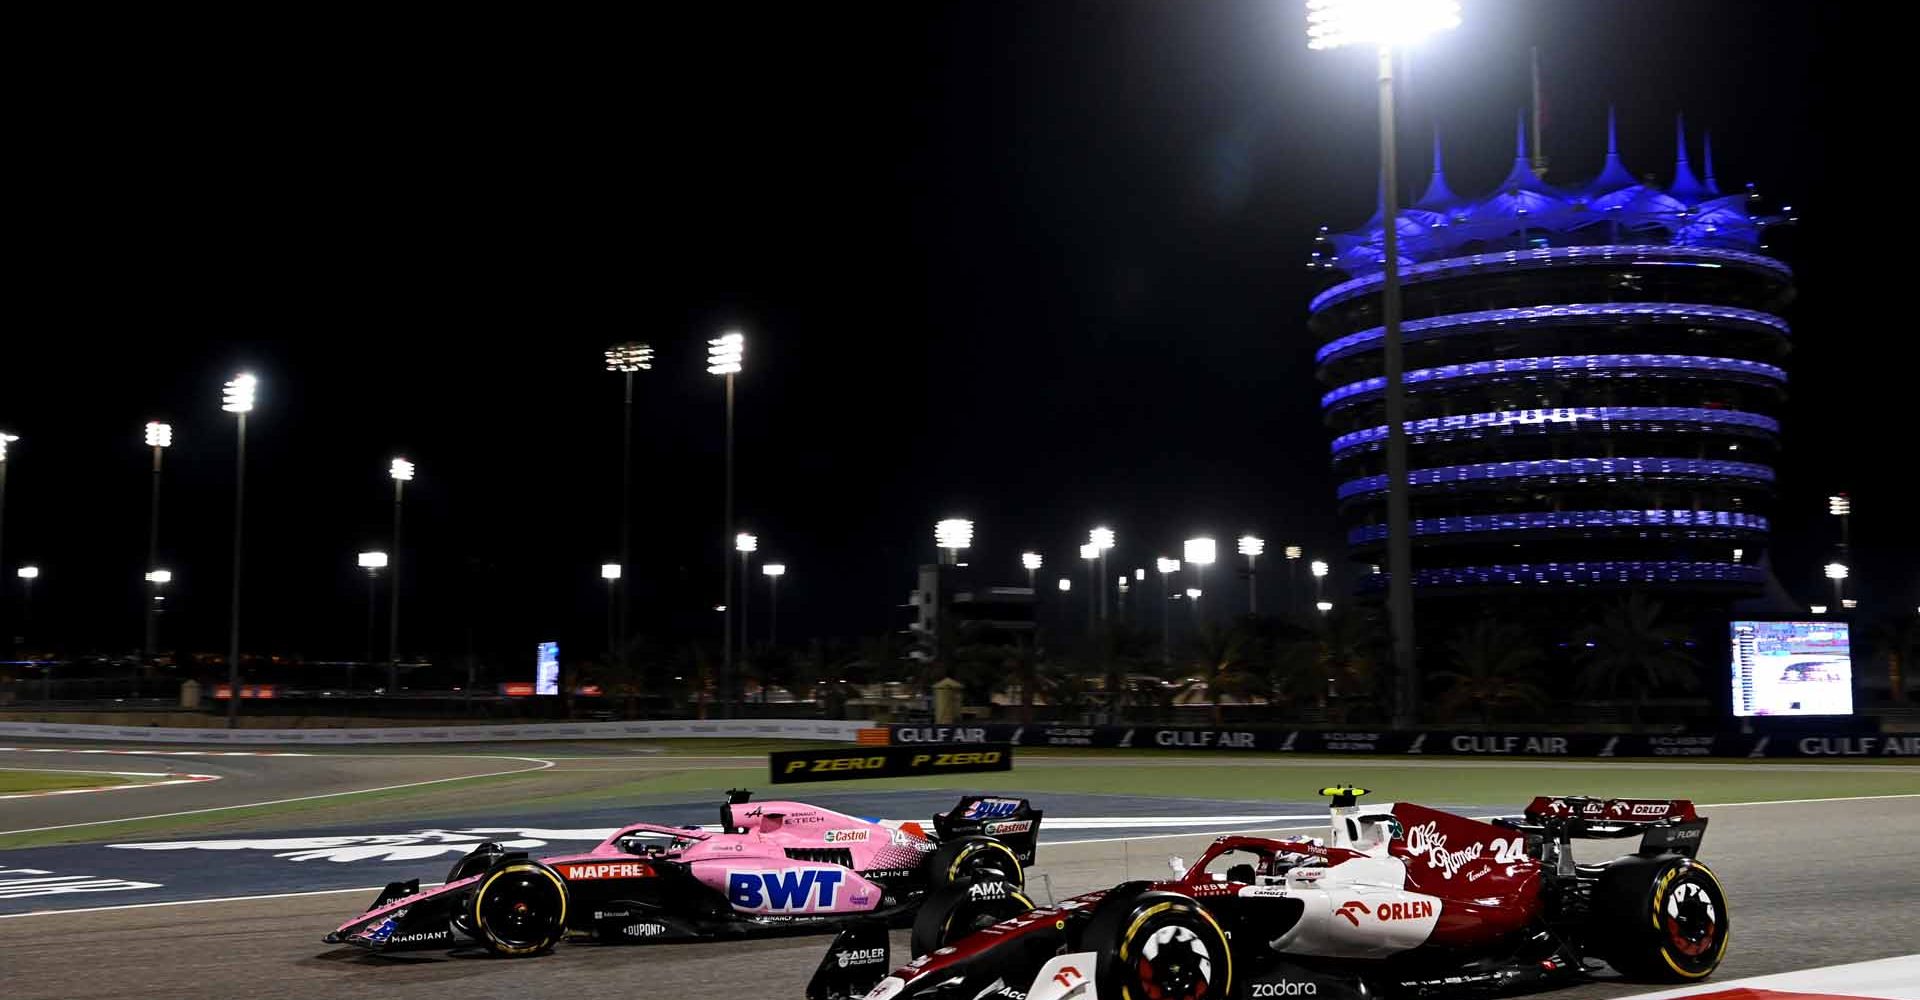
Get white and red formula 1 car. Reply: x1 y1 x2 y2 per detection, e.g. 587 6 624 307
808 787 1726 1000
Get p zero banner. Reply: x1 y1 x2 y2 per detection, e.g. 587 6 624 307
769 743 1015 784
883 725 1920 759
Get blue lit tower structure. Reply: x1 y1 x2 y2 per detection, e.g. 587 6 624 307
1308 113 1794 601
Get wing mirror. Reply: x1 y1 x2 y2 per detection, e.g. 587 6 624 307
1167 855 1186 876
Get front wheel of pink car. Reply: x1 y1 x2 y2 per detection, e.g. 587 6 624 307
910 879 1036 958
472 861 569 957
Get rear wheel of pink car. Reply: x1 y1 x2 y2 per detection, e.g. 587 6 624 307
928 836 1023 890
1085 890 1232 1000
1593 856 1730 982
909 879 1037 957
472 862 569 957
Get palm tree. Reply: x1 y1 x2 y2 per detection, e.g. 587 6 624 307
1241 616 1323 713
1319 605 1389 722
1574 595 1699 725
1188 622 1250 725
1007 634 1043 724
1432 619 1548 724
1076 621 1156 722
1869 614 1918 703
1041 659 1092 721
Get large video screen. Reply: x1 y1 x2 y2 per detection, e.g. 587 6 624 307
535 641 560 696
1729 620 1853 717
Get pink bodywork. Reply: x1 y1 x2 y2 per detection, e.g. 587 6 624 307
559 800 937 915
337 800 936 936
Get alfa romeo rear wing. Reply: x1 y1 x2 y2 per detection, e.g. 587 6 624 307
1494 796 1708 865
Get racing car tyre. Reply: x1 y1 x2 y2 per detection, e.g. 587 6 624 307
472 861 569 957
446 843 506 939
1083 889 1233 1000
1590 854 1729 982
927 836 1024 891
909 879 1037 958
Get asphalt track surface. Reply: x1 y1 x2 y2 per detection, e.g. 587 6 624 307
2 794 1915 1000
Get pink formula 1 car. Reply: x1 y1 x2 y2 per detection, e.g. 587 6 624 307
324 789 1041 957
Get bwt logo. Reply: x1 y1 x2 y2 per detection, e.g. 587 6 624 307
962 798 1023 821
726 869 845 912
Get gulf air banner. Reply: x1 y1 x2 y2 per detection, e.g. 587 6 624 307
883 725 1919 758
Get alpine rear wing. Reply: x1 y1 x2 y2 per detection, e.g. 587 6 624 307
1494 796 1708 860
933 795 1043 866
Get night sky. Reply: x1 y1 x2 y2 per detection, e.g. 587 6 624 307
4 2 1912 676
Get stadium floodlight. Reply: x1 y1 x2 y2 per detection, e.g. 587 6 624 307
389 457 415 482
357 551 389 569
1317 600 1335 613
1238 535 1266 613
1828 494 1851 517
1185 588 1203 599
1135 567 1146 581
735 532 759 554
1090 526 1115 551
1183 537 1217 566
1305 0 1461 51
1156 557 1181 575
16 565 38 579
1309 0 1463 733
605 342 655 373
706 332 745 375
146 569 173 584
1825 562 1849 581
601 563 622 580
0 432 17 461
145 422 173 448
1057 578 1072 592
1285 545 1303 560
1809 604 1828 615
221 373 257 413
1080 543 1098 561
762 563 786 577
1021 552 1043 571
934 518 973 551
1311 560 1330 578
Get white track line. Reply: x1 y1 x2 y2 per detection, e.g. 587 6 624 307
0 756 555 837
530 754 1920 775
0 773 221 801
0 747 312 757
1697 792 1920 808
1624 952 1920 998
0 883 420 920
3 789 1915 922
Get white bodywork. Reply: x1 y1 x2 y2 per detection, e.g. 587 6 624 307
1024 951 1100 1000
1261 801 1443 958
